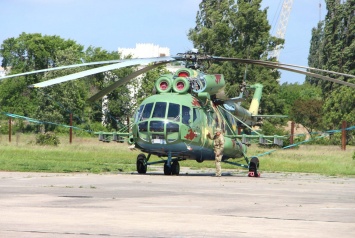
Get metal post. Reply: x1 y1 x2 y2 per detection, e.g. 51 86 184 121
8 117 11 143
69 113 73 144
290 121 295 145
341 121 346 151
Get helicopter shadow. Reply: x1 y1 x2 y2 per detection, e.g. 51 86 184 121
128 171 247 177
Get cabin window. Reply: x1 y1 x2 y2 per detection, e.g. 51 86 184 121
141 103 153 121
152 102 167 118
207 111 213 126
182 106 191 125
167 103 180 121
193 108 198 122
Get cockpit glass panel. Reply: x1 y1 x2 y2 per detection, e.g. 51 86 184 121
134 104 144 122
167 103 180 121
150 121 164 132
140 103 153 121
182 106 191 125
152 102 167 118
166 122 179 132
138 121 148 132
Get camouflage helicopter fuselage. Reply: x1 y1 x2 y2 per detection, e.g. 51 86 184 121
126 67 265 175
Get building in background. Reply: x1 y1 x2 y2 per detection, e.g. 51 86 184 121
103 43 178 125
0 67 6 77
117 43 179 103
118 43 170 58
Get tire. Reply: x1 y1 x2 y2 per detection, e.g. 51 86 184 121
164 161 172 175
248 156 260 177
171 161 180 175
136 154 147 174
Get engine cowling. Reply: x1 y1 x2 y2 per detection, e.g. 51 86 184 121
155 75 173 93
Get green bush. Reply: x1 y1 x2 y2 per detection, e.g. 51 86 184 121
36 132 60 146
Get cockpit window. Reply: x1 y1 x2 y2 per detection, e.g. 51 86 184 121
182 106 191 125
150 120 164 132
141 103 153 121
167 103 180 121
134 104 144 122
152 102 167 118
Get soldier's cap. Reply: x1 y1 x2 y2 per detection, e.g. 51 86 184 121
215 128 222 133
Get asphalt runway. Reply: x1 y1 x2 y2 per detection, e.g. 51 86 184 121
0 169 354 238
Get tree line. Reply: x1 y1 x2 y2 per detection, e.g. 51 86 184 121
0 0 354 144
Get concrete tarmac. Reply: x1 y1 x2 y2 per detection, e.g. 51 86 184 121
0 169 354 238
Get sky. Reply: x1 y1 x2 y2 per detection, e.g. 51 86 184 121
0 0 326 84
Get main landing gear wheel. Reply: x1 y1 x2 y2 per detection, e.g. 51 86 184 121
164 161 172 175
164 161 180 175
136 153 147 174
171 161 180 175
248 157 260 177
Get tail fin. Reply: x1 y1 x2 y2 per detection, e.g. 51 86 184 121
248 84 263 115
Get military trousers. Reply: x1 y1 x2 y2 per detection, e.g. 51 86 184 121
214 149 223 176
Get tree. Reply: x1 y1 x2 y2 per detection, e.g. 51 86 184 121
82 46 133 128
33 46 88 131
307 21 325 86
291 99 323 135
135 65 170 106
307 0 354 134
0 34 135 132
277 82 322 115
188 0 284 116
0 33 84 119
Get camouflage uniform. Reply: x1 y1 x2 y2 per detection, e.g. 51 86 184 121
208 130 225 176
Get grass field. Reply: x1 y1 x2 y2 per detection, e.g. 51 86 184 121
0 133 354 176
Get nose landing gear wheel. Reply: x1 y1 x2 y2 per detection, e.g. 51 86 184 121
136 154 147 174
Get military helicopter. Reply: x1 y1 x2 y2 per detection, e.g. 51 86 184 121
2 51 355 176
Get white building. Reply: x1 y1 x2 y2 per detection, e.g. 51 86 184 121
117 43 179 106
118 43 170 59
103 43 177 125
0 67 6 77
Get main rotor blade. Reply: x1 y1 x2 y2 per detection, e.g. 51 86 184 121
213 57 355 79
0 59 127 81
213 57 355 88
29 57 175 88
88 62 168 102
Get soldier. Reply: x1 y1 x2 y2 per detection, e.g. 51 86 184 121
207 128 225 177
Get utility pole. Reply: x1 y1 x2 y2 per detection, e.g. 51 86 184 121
69 113 73 144
8 117 12 143
341 121 347 151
